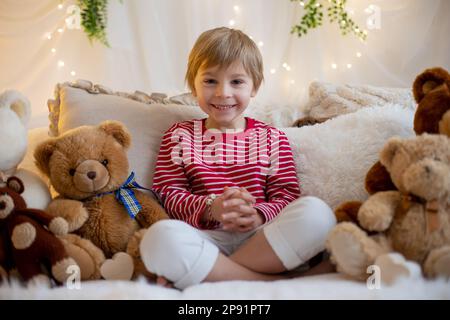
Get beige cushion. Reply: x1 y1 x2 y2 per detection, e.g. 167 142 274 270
48 81 206 188
302 81 415 120
48 81 415 209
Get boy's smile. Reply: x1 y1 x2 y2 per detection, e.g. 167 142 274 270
193 61 256 131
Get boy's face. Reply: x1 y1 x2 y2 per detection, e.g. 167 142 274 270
193 61 256 130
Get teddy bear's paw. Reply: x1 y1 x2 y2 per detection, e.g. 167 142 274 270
326 222 374 279
358 192 399 232
100 252 134 281
374 253 422 286
47 199 89 232
49 217 69 235
27 274 51 288
60 234 105 280
51 257 78 284
424 246 450 279
11 222 36 250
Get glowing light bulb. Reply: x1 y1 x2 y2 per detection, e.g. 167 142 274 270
233 5 240 12
270 68 276 74
356 52 362 58
258 41 264 47
70 71 76 76
286 66 291 71
299 1 305 6
57 28 64 33
331 63 337 69
51 48 56 53
290 80 295 84
46 33 52 40
282 62 288 68
229 20 235 26
58 4 63 10
347 64 352 69
58 60 65 68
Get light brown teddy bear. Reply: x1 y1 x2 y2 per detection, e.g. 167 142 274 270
326 134 450 281
34 121 168 279
335 66 450 224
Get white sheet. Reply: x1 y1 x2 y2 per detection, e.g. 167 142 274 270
1 273 449 300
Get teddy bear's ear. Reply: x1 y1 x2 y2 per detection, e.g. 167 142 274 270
7 177 24 194
413 67 450 103
0 90 31 125
379 137 404 169
98 121 131 149
33 139 57 177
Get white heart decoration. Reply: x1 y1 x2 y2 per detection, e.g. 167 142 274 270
100 252 134 281
375 252 422 286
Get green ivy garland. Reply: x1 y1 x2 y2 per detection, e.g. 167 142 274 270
290 0 367 41
78 0 121 46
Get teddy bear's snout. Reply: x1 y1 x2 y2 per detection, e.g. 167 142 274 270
403 159 449 200
0 195 14 219
87 171 97 180
73 160 110 193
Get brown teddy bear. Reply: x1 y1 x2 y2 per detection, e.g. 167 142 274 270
326 134 450 281
34 120 168 279
0 176 77 286
335 67 450 224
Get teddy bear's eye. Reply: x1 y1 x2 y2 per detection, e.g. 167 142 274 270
69 169 76 176
101 159 109 167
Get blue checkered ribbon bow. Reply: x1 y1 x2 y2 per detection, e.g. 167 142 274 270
98 171 156 219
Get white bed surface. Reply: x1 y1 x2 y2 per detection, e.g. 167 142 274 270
1 273 449 300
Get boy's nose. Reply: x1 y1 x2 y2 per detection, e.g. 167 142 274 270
215 84 232 98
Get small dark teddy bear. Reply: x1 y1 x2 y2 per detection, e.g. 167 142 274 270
0 176 76 285
335 67 450 224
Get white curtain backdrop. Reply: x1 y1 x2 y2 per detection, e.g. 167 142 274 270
1 0 449 128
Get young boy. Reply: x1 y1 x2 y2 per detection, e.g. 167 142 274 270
140 27 336 289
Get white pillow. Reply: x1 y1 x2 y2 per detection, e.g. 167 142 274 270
284 104 414 209
49 81 415 209
49 82 206 188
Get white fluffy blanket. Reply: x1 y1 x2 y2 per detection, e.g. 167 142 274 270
1 273 449 299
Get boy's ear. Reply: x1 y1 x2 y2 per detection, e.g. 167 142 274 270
251 88 257 97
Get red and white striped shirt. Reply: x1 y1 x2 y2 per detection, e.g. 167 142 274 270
151 117 301 230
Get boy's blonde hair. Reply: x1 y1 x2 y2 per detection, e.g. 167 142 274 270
186 27 264 93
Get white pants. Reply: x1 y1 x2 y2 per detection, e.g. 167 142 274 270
140 196 336 289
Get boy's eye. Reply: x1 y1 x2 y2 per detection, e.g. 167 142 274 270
231 79 244 85
203 79 216 84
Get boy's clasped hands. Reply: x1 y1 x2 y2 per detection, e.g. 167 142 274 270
209 186 264 232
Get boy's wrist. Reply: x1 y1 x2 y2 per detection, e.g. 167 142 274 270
204 194 217 222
